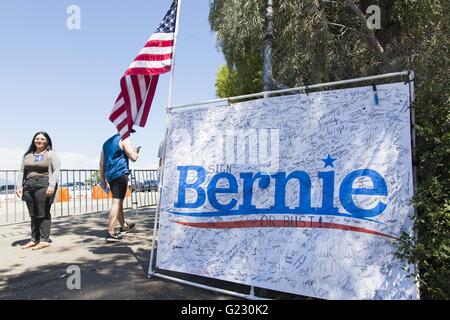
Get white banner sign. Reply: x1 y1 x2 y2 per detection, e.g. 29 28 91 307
156 82 418 300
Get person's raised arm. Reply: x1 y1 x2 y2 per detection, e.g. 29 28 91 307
121 138 139 162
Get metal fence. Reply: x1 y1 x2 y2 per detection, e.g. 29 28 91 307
0 169 159 225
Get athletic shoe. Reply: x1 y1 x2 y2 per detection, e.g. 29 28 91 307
105 232 122 243
119 222 135 234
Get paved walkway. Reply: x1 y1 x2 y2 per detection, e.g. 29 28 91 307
0 207 235 300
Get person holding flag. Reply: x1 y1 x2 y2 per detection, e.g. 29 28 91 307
109 0 179 139
100 129 139 242
103 0 179 242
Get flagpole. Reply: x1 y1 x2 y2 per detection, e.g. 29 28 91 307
148 0 182 277
166 0 182 110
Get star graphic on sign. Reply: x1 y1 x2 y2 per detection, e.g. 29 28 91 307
321 154 337 168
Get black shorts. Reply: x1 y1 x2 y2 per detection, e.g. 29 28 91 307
109 175 129 199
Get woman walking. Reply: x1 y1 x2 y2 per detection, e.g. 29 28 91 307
16 132 61 250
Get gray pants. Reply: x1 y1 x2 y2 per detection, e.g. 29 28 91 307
22 177 56 242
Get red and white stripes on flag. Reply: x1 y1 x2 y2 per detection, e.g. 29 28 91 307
109 0 178 139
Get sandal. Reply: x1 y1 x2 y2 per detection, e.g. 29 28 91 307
21 241 38 249
32 242 50 250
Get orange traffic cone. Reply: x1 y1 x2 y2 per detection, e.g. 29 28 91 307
92 185 112 199
57 187 70 202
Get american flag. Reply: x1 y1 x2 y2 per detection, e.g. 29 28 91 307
109 0 178 139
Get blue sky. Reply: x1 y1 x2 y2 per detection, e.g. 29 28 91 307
0 0 224 169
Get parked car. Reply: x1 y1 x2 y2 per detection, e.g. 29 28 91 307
61 182 74 189
0 184 15 194
74 182 90 190
131 181 146 192
60 182 90 190
144 180 159 191
131 180 158 192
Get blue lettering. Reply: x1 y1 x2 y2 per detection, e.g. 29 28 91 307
174 165 388 219
174 166 206 208
239 172 271 211
207 172 238 211
271 171 312 212
339 169 388 218
317 171 339 214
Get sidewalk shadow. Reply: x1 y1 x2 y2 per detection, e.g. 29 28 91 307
11 239 53 247
11 239 30 247
89 245 133 255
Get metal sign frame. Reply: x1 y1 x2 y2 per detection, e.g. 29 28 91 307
147 70 417 300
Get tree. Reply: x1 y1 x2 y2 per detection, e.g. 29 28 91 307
216 62 262 98
85 171 101 185
210 0 450 299
210 0 264 96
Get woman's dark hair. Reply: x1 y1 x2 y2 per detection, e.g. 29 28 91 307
24 132 53 157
